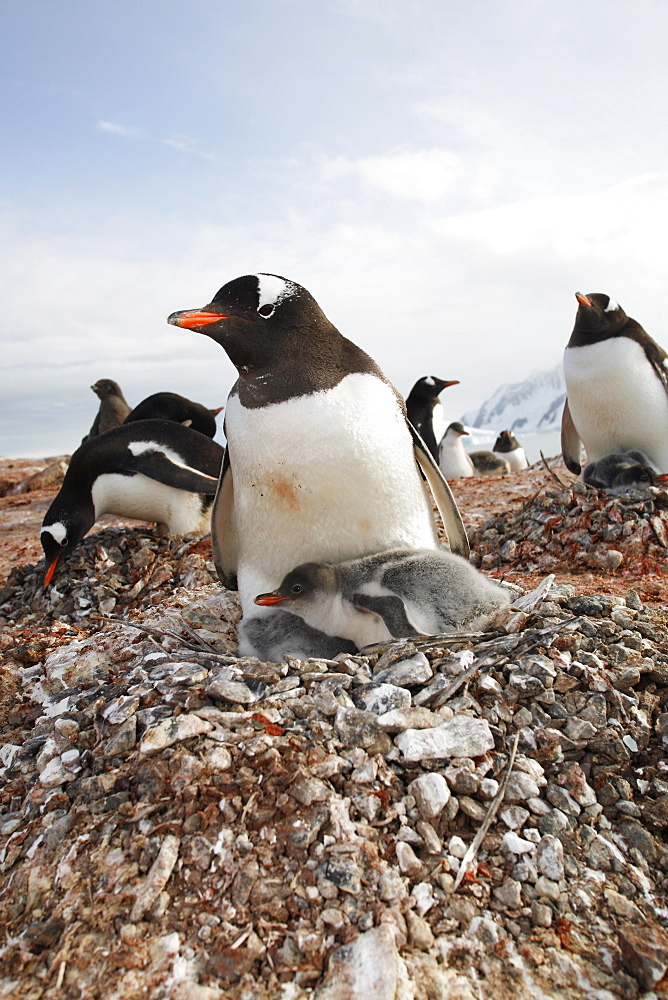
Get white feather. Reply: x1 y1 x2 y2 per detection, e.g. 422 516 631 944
91 473 210 534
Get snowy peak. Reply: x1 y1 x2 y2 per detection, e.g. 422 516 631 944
461 364 565 433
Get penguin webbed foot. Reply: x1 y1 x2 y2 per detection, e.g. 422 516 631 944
240 611 357 662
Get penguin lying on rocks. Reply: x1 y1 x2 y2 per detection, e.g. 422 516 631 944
582 451 668 494
254 548 510 655
168 272 469 661
41 420 223 585
493 430 528 471
84 379 131 441
439 423 510 479
406 376 459 461
562 291 668 475
124 392 223 439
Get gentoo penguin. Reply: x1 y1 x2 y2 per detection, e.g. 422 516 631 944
438 422 474 478
254 548 510 652
562 292 668 476
41 420 223 585
84 379 131 441
493 430 529 472
582 450 668 494
168 273 469 661
124 391 223 438
406 376 459 460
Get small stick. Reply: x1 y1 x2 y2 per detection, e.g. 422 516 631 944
452 730 520 893
539 450 570 488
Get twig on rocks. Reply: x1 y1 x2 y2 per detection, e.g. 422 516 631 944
540 450 570 488
89 613 219 655
452 730 520 893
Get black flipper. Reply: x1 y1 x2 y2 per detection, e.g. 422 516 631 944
560 398 582 475
353 593 420 638
122 450 219 494
409 422 470 558
211 448 238 589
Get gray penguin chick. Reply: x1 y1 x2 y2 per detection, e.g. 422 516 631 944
254 547 510 652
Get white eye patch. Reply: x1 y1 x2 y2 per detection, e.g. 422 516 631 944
424 377 436 386
41 521 67 544
256 274 298 310
605 297 620 312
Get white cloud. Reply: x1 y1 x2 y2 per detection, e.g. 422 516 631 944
96 119 216 161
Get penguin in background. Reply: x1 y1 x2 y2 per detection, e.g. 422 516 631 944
493 430 529 472
562 292 668 476
124 391 223 439
168 273 469 662
41 420 223 585
406 376 459 460
84 379 132 441
254 547 510 653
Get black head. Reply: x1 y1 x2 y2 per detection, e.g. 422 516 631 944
253 562 333 607
569 292 631 347
91 379 124 399
167 273 324 372
493 429 519 452
409 376 459 400
40 504 94 586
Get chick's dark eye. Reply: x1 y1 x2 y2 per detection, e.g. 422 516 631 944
258 303 275 319
292 584 302 595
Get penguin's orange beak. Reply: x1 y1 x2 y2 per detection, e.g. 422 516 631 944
254 592 292 606
575 292 592 307
168 310 228 329
43 557 59 587
442 380 459 388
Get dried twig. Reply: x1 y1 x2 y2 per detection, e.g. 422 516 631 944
540 450 570 488
452 730 521 892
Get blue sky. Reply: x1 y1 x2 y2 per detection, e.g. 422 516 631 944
2 0 668 455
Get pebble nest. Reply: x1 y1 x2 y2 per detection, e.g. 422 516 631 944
1 489 668 998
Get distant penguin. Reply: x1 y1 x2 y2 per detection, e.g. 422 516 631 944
254 548 510 653
493 430 529 472
582 450 668 494
124 391 223 438
41 420 223 585
168 273 469 661
469 451 511 477
406 376 459 460
438 422 474 478
562 292 668 476
84 379 131 441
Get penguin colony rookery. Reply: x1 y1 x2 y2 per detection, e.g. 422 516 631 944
37 274 668 665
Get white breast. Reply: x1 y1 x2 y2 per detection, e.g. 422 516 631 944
222 373 440 612
498 447 528 472
564 339 668 471
438 435 474 479
91 473 210 534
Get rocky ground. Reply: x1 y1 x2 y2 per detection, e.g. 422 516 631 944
1 456 668 999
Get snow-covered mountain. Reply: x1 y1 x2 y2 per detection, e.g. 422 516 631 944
461 364 565 433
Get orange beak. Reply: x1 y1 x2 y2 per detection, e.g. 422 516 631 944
575 292 592 307
254 592 292 606
43 557 59 587
168 310 229 329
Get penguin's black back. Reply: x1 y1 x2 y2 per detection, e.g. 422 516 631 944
124 392 220 438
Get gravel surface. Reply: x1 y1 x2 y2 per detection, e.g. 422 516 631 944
1 456 668 999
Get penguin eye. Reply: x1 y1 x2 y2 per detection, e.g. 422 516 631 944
59 536 68 547
258 303 275 319
291 584 303 595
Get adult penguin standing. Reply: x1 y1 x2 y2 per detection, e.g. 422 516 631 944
169 273 469 661
405 376 459 460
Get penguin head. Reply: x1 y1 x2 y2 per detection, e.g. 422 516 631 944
168 274 329 372
493 429 519 452
445 421 469 439
40 507 94 586
253 562 335 610
573 292 629 335
91 379 124 399
411 376 459 399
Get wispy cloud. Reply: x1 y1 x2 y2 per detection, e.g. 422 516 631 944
96 120 216 161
